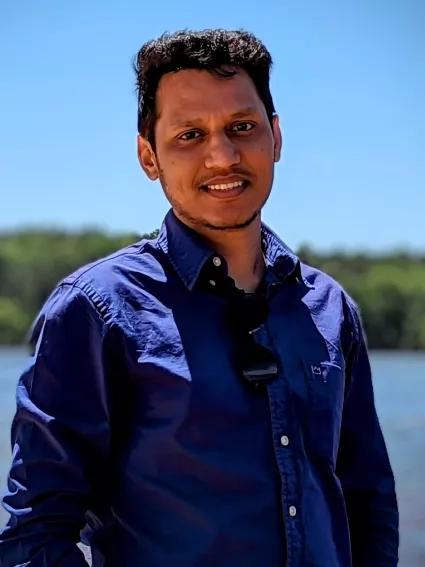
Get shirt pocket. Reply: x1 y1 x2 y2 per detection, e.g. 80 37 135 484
304 360 346 465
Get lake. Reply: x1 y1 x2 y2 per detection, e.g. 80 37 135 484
0 347 424 565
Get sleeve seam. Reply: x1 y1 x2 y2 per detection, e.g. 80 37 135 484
58 280 115 329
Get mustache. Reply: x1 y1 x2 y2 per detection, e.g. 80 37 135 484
195 167 253 187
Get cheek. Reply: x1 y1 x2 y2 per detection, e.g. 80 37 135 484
245 143 274 171
166 149 205 182
242 131 274 158
158 157 197 195
157 152 182 177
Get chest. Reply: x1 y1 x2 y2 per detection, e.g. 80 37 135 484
117 282 347 464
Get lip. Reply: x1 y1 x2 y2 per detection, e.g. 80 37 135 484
201 179 248 200
201 175 248 187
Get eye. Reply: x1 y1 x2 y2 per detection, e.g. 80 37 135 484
179 130 203 141
230 122 256 132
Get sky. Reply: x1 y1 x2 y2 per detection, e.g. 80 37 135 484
0 0 424 252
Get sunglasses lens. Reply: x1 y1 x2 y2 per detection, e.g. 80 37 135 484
231 292 277 387
240 340 278 386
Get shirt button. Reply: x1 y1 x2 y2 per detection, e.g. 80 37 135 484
209 280 216 286
280 435 289 446
212 256 222 267
289 506 297 517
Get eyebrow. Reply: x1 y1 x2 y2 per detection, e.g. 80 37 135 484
170 106 259 130
229 106 259 119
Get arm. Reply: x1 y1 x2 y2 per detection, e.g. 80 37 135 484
336 301 399 566
0 283 114 566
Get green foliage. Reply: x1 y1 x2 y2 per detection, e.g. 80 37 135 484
0 232 424 349
297 246 425 350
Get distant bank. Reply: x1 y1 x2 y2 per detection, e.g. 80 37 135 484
1 229 424 349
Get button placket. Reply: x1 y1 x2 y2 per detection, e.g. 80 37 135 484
266 375 303 566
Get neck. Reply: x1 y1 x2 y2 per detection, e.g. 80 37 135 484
199 217 266 293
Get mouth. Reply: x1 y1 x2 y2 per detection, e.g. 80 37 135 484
200 179 249 199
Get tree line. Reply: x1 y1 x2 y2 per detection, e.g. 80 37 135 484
0 230 424 350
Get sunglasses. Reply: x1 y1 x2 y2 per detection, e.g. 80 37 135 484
231 293 278 388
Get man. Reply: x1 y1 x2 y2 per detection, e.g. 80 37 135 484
0 29 398 566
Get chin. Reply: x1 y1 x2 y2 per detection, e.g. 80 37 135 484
202 211 259 231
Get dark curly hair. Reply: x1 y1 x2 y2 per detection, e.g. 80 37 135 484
134 29 276 149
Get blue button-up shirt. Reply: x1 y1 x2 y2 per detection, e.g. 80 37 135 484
0 210 398 567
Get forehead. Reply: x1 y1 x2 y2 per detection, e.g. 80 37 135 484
155 68 266 126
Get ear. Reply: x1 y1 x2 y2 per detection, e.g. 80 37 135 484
272 115 283 163
137 135 159 181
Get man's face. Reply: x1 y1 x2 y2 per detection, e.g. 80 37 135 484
138 67 282 232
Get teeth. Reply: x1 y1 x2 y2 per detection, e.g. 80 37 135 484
207 181 244 191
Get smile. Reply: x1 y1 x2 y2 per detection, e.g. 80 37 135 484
206 180 244 191
200 179 248 200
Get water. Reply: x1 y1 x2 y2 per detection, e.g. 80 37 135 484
0 347 424 565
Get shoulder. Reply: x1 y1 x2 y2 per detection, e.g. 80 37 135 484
34 236 168 331
299 261 363 352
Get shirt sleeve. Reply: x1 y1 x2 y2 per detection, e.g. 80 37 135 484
0 282 114 566
336 300 399 566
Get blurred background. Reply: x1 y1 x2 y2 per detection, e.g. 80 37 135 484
1 0 424 565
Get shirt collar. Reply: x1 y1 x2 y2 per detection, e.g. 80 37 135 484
157 209 312 291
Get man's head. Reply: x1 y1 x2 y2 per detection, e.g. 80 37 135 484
135 29 282 233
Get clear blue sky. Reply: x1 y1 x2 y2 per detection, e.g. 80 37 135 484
1 0 424 251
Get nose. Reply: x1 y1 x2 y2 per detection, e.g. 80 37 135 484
204 132 240 170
